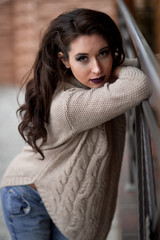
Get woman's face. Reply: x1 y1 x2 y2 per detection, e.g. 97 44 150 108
62 34 113 88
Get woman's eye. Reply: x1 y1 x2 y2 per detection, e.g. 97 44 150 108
76 56 88 62
99 50 110 57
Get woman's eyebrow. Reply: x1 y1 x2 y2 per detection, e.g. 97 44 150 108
99 46 110 51
75 53 88 57
74 46 110 58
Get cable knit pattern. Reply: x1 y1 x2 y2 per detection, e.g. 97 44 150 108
1 66 151 240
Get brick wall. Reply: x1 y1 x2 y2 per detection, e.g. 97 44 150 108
0 0 117 85
0 1 13 84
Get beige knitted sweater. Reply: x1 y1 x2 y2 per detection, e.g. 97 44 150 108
1 66 150 240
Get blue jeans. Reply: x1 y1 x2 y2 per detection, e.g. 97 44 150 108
1 185 69 240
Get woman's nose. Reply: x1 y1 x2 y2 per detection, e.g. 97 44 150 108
91 59 101 74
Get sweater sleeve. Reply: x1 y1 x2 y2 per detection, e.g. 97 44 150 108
63 67 151 132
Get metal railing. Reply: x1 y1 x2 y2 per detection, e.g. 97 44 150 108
116 0 160 239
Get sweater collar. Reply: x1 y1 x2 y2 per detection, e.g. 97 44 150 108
66 77 90 90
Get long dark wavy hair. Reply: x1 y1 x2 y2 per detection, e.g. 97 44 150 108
18 8 125 159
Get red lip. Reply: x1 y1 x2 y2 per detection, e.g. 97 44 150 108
90 76 105 83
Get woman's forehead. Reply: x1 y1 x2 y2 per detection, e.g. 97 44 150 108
68 34 109 53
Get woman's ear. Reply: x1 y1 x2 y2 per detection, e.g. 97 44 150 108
58 52 70 68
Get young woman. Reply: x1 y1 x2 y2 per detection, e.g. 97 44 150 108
0 8 150 240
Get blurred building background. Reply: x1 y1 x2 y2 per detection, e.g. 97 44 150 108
0 0 159 85
124 0 160 53
0 0 118 85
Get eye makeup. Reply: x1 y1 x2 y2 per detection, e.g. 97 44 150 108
75 53 88 62
99 47 110 56
75 46 110 62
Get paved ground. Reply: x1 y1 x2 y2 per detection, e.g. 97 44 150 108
0 85 122 239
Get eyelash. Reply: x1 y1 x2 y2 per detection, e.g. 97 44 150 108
76 56 87 62
76 50 110 62
99 50 110 57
